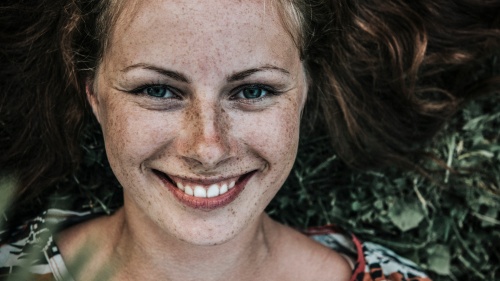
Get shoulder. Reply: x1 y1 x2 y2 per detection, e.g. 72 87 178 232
55 208 124 280
268 220 352 281
306 225 432 281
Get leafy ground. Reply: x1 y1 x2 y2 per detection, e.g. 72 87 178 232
1 81 499 281
268 94 500 281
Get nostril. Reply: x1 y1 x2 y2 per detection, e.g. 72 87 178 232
178 137 232 169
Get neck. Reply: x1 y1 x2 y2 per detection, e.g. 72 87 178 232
109 205 276 281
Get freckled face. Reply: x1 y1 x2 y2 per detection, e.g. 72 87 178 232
88 0 307 245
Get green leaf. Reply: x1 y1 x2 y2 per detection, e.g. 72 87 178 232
388 200 425 232
0 175 17 217
374 199 384 210
427 244 451 275
351 201 362 211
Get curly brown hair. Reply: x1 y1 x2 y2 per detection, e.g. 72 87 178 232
1 0 499 203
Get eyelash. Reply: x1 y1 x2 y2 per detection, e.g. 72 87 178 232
128 83 281 101
128 84 180 99
230 84 279 102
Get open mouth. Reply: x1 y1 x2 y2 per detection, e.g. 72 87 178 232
153 169 256 210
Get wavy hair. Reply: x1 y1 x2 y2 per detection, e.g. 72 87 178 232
298 0 500 169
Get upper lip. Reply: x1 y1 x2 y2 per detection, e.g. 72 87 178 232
153 169 253 186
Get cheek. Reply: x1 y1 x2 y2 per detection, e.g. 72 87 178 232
269 109 301 163
234 101 302 168
98 100 176 177
232 102 302 209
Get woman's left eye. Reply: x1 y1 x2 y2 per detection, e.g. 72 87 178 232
234 85 271 100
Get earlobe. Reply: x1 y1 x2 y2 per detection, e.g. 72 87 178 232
86 79 101 124
299 93 307 120
299 67 309 114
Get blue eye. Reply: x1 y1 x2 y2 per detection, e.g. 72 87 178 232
141 85 175 98
130 85 178 99
236 86 269 99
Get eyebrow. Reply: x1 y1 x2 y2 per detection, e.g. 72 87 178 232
120 63 290 83
227 65 290 82
120 63 191 83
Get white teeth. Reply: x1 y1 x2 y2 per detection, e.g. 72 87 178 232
184 186 193 196
194 186 207 198
174 179 239 197
220 184 228 195
207 184 220 198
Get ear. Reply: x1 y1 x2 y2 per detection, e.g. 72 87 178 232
299 65 309 113
86 79 101 124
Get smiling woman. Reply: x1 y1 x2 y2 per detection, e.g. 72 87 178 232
87 0 308 249
1 0 499 280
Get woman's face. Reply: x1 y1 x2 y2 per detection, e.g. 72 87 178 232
89 0 307 245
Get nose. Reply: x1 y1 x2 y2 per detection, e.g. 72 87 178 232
177 98 232 169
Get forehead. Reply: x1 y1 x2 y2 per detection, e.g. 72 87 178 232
103 0 299 75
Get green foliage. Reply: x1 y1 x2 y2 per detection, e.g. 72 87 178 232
267 94 500 281
0 175 15 232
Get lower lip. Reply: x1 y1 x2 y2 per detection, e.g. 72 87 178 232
155 171 255 211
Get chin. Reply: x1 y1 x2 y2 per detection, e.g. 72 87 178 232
120 168 276 248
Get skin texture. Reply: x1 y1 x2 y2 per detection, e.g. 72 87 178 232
56 0 352 280
93 0 306 247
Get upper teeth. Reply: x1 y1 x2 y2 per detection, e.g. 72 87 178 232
176 180 236 198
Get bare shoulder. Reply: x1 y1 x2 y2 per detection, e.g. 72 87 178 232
55 209 124 279
56 211 116 256
268 219 352 281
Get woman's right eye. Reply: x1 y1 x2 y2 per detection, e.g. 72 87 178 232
132 85 177 98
